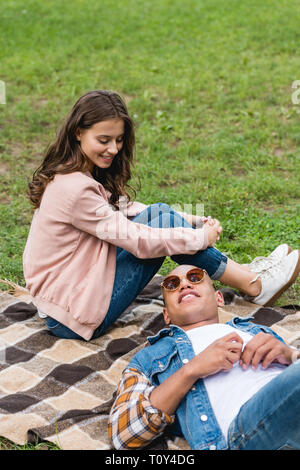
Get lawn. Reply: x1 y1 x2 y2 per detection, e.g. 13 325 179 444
0 0 300 449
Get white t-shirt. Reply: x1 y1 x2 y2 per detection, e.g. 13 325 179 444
186 323 286 441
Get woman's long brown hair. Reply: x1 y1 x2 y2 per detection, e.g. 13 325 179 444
27 90 138 210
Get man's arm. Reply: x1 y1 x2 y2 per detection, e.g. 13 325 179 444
108 368 175 450
109 333 243 449
150 332 243 415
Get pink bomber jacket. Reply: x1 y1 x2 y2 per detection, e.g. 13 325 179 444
23 171 208 340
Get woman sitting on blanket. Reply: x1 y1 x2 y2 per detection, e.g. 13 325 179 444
23 90 300 341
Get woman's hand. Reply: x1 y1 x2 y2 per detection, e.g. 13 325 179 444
191 215 208 228
204 218 223 246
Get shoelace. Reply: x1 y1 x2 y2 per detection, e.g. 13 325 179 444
250 260 284 284
249 254 283 272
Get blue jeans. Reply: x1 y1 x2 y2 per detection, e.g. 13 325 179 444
46 203 227 340
228 360 300 450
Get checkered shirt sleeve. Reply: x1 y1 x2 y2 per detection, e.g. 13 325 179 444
108 368 175 449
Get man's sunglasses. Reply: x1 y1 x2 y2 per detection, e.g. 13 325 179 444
160 268 207 292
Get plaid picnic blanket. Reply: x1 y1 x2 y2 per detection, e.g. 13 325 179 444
0 277 299 450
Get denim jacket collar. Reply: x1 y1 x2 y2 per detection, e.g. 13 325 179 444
147 323 189 345
147 315 256 345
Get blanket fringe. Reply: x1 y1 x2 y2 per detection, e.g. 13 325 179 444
0 279 30 298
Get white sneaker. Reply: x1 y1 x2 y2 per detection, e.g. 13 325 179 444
250 249 300 306
246 244 292 273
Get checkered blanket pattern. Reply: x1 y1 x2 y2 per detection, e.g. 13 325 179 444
0 277 299 450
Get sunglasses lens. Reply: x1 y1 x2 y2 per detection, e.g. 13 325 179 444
163 276 180 291
187 269 205 283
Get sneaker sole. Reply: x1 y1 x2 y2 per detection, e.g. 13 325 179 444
263 250 300 307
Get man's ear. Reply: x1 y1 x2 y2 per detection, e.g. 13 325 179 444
215 290 225 307
162 307 171 326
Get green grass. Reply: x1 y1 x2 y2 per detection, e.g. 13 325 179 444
0 436 59 450
0 0 300 449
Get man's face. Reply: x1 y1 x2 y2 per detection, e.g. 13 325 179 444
162 265 223 330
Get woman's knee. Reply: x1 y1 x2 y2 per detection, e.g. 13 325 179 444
148 202 172 217
131 203 173 226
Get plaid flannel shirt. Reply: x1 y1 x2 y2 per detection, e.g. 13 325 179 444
108 368 175 449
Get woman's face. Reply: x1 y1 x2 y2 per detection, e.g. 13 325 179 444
76 119 124 171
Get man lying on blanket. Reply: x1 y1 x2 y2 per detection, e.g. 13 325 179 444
108 264 300 450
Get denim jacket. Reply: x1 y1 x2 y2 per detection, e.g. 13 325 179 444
127 317 285 450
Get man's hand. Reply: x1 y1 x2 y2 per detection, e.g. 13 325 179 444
187 332 243 380
239 332 296 370
151 332 243 416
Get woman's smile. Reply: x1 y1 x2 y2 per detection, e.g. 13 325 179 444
76 119 124 170
99 154 114 162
